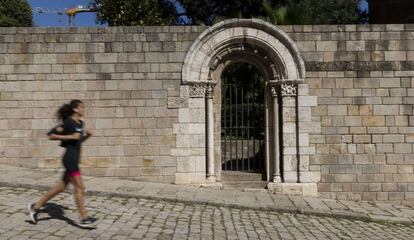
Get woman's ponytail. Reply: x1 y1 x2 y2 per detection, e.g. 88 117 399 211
56 99 83 121
57 104 74 121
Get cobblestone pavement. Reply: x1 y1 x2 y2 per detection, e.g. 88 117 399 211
2 165 414 226
1 187 414 240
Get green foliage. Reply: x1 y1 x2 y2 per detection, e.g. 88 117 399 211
179 0 265 25
94 0 178 26
179 0 361 25
285 0 360 24
260 0 291 25
0 0 33 27
93 0 362 26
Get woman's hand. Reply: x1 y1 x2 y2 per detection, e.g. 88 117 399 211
55 126 63 133
81 129 93 142
85 129 93 137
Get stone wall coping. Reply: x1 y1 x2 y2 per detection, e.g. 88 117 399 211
0 23 412 34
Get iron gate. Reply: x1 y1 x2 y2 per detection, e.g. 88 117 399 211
221 83 265 172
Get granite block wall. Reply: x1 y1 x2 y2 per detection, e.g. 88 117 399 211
0 23 413 203
0 26 207 183
279 24 414 204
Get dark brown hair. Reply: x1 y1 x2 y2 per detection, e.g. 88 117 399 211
57 99 83 120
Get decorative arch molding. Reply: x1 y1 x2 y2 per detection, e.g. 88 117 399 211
182 18 306 85
176 19 320 196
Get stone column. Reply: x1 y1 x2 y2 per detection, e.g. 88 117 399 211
270 84 282 183
206 82 217 182
280 82 298 182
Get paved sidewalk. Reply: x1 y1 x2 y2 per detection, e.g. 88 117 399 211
1 164 414 225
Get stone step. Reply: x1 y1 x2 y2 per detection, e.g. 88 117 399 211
221 171 264 182
222 181 268 190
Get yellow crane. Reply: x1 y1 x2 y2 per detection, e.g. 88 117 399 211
31 3 98 26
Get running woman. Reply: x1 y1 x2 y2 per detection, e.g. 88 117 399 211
28 99 96 227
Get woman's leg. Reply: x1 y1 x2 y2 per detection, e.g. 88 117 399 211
34 179 68 209
69 175 87 219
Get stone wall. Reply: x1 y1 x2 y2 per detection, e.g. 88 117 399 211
281 24 414 204
0 26 207 183
0 23 413 203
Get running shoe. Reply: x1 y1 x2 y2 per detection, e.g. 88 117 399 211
27 203 39 224
79 216 97 227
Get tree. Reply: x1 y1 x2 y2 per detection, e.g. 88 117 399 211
0 0 33 27
260 0 292 25
282 0 361 25
94 0 178 26
179 0 362 25
179 0 266 25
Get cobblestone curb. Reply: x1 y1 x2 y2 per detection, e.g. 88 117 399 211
1 180 412 226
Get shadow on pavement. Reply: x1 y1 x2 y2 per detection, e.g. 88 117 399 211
25 202 96 229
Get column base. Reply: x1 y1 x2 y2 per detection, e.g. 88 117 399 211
273 176 282 183
267 183 318 197
206 175 216 182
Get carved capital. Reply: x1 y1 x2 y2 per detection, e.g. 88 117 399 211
205 82 217 99
281 82 297 96
268 80 279 98
189 84 206 98
188 81 217 98
270 85 278 98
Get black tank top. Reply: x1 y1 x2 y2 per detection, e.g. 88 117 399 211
60 118 84 149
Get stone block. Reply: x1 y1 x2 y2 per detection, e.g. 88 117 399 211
298 96 317 106
394 143 412 153
344 89 361 97
334 52 356 61
94 53 118 63
346 41 365 51
316 41 337 51
353 78 379 88
362 116 385 127
383 134 405 143
301 52 324 61
381 32 401 40
353 135 371 143
380 78 401 88
336 78 353 88
384 51 406 61
189 109 206 123
373 105 399 115
327 105 347 115
160 63 181 72
296 41 316 51
344 116 362 126
408 51 414 60
145 52 168 63
335 174 356 183
167 97 188 109
174 173 190 184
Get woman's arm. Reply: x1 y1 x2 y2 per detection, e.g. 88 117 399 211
48 132 81 141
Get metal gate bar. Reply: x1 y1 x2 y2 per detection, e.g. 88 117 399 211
221 83 264 172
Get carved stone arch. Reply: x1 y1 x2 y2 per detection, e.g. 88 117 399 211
177 19 320 196
182 18 306 85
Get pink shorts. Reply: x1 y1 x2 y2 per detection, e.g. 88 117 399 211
67 170 81 177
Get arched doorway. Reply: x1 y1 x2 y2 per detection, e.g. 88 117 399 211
220 63 266 180
179 19 320 196
207 43 286 184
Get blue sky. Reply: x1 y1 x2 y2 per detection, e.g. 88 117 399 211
29 0 369 27
29 0 102 27
360 0 368 12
